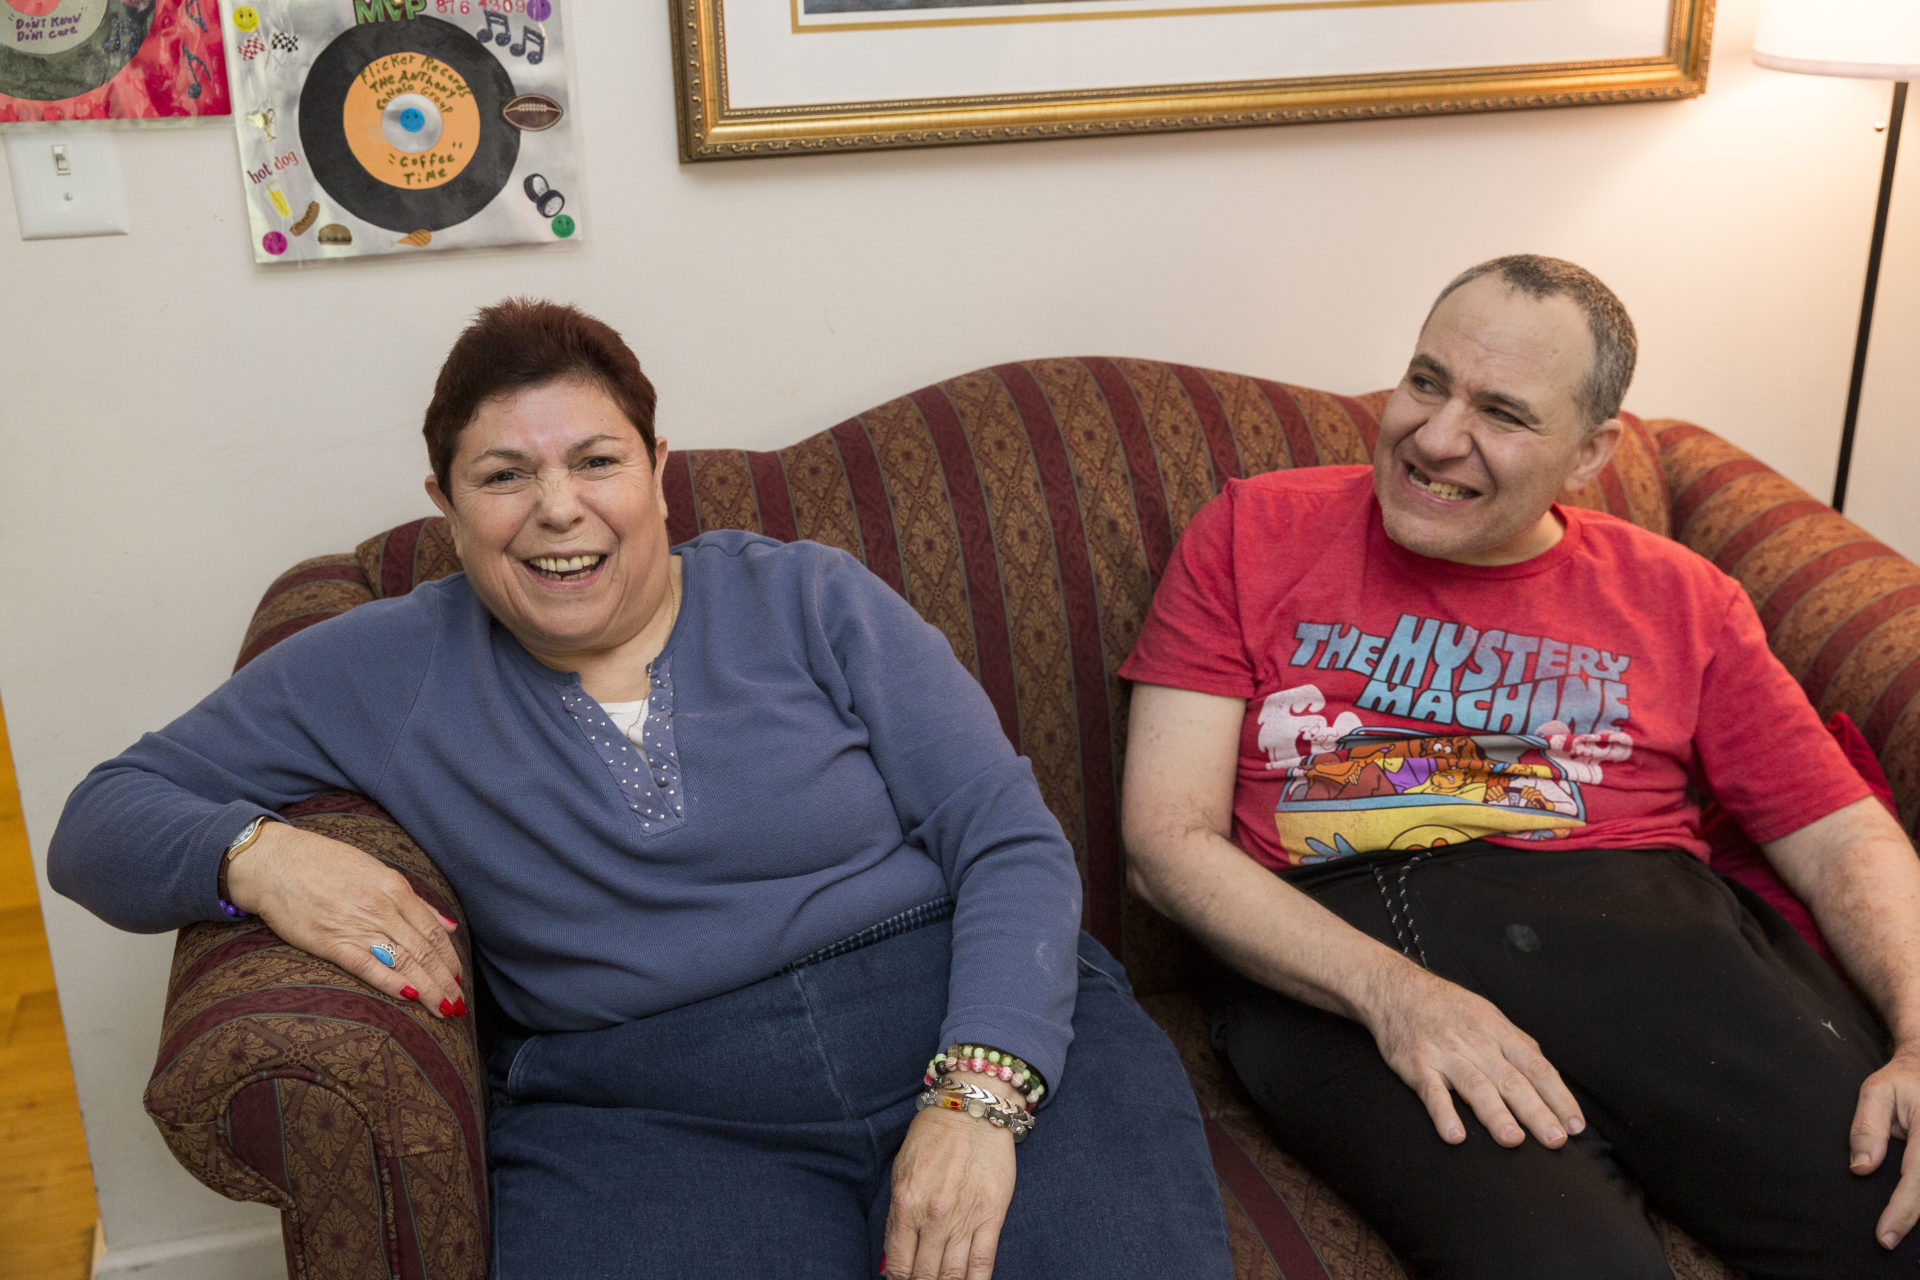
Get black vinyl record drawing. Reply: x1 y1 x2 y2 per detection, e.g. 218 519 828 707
298 15 518 234
0 0 154 102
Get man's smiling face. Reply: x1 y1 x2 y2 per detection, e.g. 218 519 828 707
1373 275 1623 566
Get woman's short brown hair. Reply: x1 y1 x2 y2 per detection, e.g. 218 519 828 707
423 299 658 490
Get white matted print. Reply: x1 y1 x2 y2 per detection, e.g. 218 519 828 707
225 0 581 264
671 0 1713 159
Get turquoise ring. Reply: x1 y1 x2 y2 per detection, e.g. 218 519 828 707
370 942 398 968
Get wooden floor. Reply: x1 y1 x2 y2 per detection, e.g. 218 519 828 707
0 698 100 1280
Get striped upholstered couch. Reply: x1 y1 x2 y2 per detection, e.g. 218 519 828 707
147 359 1920 1280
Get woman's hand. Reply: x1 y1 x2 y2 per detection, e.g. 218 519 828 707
226 822 466 1018
883 1077 1021 1280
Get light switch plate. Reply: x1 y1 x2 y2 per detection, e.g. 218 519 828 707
5 127 128 240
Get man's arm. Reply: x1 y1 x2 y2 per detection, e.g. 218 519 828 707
1120 681 1583 1149
1764 797 1920 1248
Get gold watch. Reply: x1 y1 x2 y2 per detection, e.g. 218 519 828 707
217 816 269 909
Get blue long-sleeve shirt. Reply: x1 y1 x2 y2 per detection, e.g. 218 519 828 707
50 532 1081 1082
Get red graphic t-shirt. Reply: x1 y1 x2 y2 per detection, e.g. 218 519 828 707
1119 468 1868 871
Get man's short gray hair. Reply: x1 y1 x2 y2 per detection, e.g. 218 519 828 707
1428 255 1637 429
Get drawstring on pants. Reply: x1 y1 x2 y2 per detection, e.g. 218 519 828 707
1371 852 1433 968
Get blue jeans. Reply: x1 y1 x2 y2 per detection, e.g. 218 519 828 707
487 914 1232 1278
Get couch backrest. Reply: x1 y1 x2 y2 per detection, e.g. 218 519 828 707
241 359 1671 992
1653 420 1920 842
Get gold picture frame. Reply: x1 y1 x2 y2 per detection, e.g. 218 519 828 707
671 0 1715 162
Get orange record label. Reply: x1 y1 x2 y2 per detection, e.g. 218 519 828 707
342 52 477 192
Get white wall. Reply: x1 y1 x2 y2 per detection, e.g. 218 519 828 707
2 0 1914 1271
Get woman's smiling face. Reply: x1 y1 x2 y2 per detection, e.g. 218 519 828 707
426 377 673 671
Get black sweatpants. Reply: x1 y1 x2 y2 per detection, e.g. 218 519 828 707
1207 843 1920 1280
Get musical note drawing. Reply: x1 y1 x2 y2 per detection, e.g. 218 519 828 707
510 27 544 64
185 0 208 33
181 48 211 99
475 11 510 46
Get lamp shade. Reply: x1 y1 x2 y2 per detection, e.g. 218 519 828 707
1754 0 1920 80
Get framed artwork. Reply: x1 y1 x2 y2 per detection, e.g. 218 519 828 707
670 0 1715 161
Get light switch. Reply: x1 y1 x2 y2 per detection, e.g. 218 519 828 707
5 127 129 240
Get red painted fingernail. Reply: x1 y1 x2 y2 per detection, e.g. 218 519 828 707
400 985 418 1001
439 913 458 929
439 998 455 1016
452 997 467 1017
877 1255 886 1275
454 973 463 988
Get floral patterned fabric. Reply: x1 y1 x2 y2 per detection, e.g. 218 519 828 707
150 358 1920 1279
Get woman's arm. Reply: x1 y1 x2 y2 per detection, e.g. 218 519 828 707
811 548 1082 1088
48 594 466 1013
49 594 437 930
809 548 1079 1280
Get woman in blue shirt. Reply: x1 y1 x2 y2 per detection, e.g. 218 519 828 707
51 300 1231 1280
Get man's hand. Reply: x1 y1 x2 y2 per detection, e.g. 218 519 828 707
1362 965 1584 1148
1851 1047 1920 1248
1766 796 1920 1249
227 821 465 1018
883 1080 1019 1280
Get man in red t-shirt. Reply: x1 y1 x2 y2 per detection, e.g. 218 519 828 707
1120 255 1920 1278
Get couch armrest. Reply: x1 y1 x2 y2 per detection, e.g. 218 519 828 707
144 803 488 1280
1655 420 1920 835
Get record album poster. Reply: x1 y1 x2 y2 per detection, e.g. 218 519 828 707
223 0 579 264
1 0 231 123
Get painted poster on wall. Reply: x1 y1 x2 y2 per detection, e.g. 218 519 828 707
1 0 231 123
223 0 579 265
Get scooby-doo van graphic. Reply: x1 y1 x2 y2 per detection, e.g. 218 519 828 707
1275 730 1586 864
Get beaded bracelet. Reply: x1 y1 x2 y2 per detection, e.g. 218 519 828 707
916 1085 1034 1144
927 1044 1047 1107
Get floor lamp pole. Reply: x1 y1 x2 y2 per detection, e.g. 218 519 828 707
1836 79 1909 513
